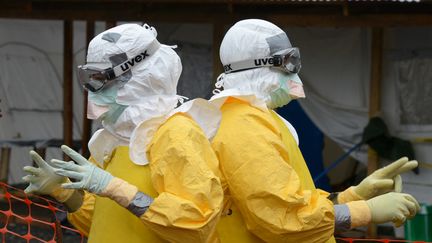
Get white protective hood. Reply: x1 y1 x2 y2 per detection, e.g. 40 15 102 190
86 23 220 166
214 19 305 107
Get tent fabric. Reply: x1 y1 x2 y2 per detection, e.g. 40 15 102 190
395 57 432 130
0 20 99 183
0 20 216 184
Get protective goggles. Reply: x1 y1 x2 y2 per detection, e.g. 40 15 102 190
223 47 301 74
78 40 160 92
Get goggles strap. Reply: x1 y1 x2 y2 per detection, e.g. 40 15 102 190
111 40 161 78
223 48 300 74
223 57 278 74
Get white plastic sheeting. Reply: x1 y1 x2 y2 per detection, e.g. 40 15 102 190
0 19 104 183
382 55 432 204
0 20 214 184
0 21 65 140
395 58 432 128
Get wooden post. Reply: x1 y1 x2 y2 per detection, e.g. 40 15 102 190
81 20 95 158
0 147 11 182
366 27 383 238
63 20 73 160
368 27 383 173
212 22 225 87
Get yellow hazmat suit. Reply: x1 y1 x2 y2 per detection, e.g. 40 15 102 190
217 203 263 242
211 97 336 243
68 113 224 243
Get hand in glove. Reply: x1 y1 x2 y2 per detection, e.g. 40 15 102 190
338 157 418 203
22 150 83 211
354 157 417 199
53 145 150 215
52 145 113 195
23 150 68 198
367 192 420 227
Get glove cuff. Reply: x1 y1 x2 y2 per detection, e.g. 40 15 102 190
51 185 74 203
100 177 138 207
51 178 79 203
338 186 364 204
346 200 371 228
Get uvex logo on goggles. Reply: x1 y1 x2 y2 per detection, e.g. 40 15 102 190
223 48 300 74
254 57 282 67
120 51 150 72
223 56 284 73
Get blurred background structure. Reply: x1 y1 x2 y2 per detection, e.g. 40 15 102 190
0 0 432 241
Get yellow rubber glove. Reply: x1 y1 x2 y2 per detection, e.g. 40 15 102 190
366 192 420 227
353 157 418 200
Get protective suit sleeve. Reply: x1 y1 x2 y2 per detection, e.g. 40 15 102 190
212 101 335 243
67 191 96 237
141 114 224 243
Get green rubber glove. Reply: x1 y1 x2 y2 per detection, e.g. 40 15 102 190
23 150 68 197
22 150 83 211
353 157 418 200
52 145 113 195
366 192 420 227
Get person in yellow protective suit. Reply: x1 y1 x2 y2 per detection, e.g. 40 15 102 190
22 23 225 243
210 19 420 243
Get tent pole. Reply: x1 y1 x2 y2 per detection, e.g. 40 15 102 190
368 27 383 178
63 20 73 160
81 20 95 158
366 27 383 238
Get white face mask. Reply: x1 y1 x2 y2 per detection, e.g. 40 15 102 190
86 83 128 122
267 79 291 109
87 101 110 120
267 73 305 109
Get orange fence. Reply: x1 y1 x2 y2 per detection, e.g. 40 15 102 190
338 238 432 243
1 181 430 243
0 182 84 243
